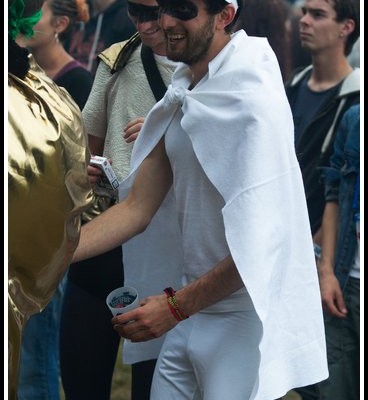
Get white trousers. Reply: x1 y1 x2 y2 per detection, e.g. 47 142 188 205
151 309 262 400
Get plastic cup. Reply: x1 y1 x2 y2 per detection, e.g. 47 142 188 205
106 286 139 317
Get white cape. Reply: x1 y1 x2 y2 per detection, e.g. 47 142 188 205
120 30 328 399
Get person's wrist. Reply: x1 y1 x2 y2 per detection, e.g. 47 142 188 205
164 287 189 322
317 261 335 279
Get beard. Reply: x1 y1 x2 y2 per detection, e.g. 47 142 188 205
166 15 216 65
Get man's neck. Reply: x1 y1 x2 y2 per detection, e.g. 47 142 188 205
309 53 353 92
152 45 167 57
189 33 231 90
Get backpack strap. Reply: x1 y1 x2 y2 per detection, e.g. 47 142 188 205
104 32 167 100
140 44 168 101
111 32 142 73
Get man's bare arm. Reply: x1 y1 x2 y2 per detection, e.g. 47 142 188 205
319 202 338 275
176 255 244 316
318 202 347 318
112 255 245 342
88 134 105 155
73 137 172 262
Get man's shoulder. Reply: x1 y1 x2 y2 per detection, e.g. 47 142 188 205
285 65 312 88
98 42 129 67
98 33 141 71
339 68 360 97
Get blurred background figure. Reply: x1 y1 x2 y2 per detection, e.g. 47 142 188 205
287 0 312 73
235 0 313 83
8 0 92 398
286 0 360 247
20 0 94 109
235 0 293 82
317 104 360 400
16 1 94 399
285 0 360 397
65 0 137 75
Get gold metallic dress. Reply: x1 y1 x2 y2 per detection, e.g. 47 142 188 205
8 56 93 399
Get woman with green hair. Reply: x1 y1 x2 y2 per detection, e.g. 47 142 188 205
8 0 92 398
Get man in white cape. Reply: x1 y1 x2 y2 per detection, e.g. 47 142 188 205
73 0 328 398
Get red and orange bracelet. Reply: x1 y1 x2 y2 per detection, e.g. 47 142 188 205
164 287 189 322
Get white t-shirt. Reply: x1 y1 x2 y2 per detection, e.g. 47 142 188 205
165 108 253 312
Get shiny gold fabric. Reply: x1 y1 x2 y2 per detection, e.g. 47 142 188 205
8 56 93 399
80 192 116 223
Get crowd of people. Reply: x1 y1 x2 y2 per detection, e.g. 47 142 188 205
8 0 361 399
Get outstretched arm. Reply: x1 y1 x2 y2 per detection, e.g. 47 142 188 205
72 137 172 262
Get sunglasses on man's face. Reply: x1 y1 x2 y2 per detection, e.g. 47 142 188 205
127 1 160 22
156 0 199 21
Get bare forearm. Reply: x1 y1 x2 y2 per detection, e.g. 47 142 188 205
111 255 245 342
73 200 148 262
318 202 347 317
175 255 244 316
73 138 173 263
318 202 338 276
88 134 104 155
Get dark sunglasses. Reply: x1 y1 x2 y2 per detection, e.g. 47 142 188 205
127 1 160 22
157 0 198 21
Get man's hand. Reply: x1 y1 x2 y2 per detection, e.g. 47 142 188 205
318 266 347 319
123 117 145 143
111 255 244 342
112 293 179 342
87 162 103 185
87 155 114 188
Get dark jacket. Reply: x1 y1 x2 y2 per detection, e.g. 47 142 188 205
322 104 360 289
285 66 360 235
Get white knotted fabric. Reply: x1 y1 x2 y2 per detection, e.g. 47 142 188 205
120 30 328 399
163 85 188 106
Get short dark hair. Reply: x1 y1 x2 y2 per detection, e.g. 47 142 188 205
333 0 360 55
204 0 244 33
49 0 90 43
12 0 45 18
